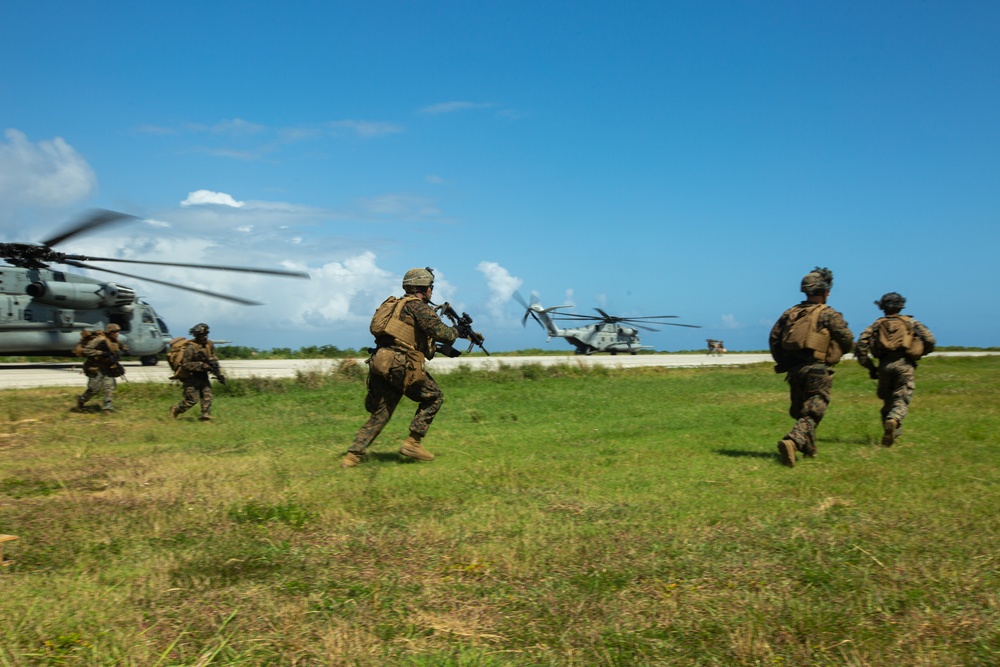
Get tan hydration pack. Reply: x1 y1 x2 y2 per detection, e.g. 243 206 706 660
781 303 843 364
873 315 924 359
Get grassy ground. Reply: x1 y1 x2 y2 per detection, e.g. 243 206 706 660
1 357 997 666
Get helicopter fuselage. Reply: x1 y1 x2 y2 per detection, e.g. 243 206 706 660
561 322 650 355
523 302 651 355
0 264 172 363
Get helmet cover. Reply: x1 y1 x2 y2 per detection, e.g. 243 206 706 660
875 292 906 311
800 267 834 295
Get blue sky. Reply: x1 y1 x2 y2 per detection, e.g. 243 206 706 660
2 1 998 352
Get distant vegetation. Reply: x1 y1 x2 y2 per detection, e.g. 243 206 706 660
1 345 996 364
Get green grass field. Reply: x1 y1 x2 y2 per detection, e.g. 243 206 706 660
1 357 997 666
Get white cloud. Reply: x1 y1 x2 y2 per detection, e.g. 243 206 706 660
477 261 522 319
0 129 96 210
721 314 742 329
355 193 440 220
212 118 265 135
420 101 496 115
325 120 404 138
181 190 246 208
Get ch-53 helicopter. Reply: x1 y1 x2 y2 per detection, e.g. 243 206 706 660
0 209 309 365
514 292 700 355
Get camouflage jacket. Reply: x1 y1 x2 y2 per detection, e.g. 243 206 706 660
80 333 129 375
180 339 220 377
769 301 854 370
375 298 457 359
855 315 936 367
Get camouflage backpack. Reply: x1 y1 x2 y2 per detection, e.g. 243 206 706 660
369 295 419 344
72 329 101 356
166 336 190 378
781 304 830 352
873 315 924 358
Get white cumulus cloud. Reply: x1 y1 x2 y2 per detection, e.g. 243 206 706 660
181 190 246 208
477 261 522 319
0 129 96 210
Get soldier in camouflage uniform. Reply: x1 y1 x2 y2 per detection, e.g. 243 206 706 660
342 267 465 468
169 323 225 421
854 292 936 446
769 268 854 467
76 323 129 413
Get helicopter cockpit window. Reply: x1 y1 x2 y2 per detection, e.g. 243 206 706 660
142 311 154 324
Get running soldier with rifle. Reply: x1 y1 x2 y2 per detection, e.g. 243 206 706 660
169 323 226 421
341 267 481 468
854 292 936 446
76 322 129 413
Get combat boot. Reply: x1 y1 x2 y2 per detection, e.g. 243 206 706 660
777 439 796 468
76 396 87 411
400 436 434 462
341 452 364 468
169 405 179 419
199 414 213 422
882 419 899 447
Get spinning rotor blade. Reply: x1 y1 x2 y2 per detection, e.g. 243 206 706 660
656 322 702 329
513 290 546 327
60 255 310 278
41 209 138 248
65 260 264 306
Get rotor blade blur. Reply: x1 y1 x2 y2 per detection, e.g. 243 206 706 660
631 324 661 332
64 260 264 305
59 255 310 279
41 210 139 248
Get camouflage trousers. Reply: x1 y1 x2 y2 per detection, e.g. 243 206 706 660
174 374 213 417
782 363 834 455
80 371 117 410
877 357 916 425
348 364 444 455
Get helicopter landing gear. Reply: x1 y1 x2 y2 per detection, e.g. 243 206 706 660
140 355 159 366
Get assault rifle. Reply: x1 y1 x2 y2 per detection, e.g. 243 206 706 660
194 348 227 384
432 302 489 357
102 345 127 380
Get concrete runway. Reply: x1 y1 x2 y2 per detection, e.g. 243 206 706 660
0 352 991 391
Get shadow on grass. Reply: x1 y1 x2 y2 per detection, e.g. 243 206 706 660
365 451 427 464
715 448 775 460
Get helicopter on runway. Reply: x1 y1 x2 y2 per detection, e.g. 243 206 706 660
1 209 309 365
514 292 700 355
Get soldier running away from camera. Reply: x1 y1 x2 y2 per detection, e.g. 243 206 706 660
169 323 225 421
342 267 468 468
76 323 129 413
854 292 936 446
769 267 854 468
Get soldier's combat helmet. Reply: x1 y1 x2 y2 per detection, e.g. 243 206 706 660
189 323 210 336
800 267 833 295
402 267 434 291
875 292 906 311
105 323 122 333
